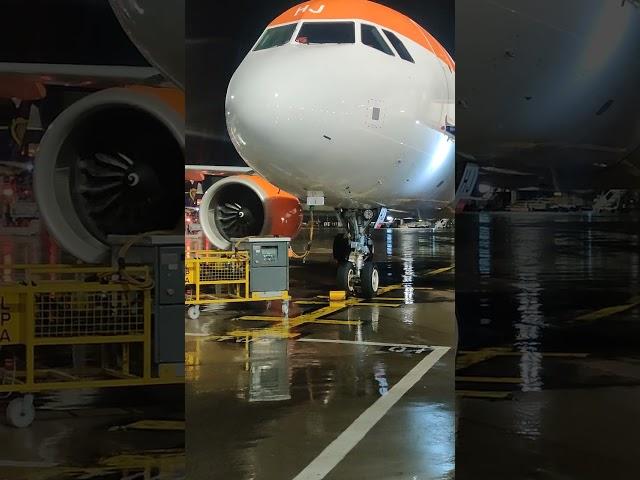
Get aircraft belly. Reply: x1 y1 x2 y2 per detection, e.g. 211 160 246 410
252 125 454 210
457 0 640 165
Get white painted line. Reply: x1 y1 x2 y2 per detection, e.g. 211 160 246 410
291 345 450 480
297 338 440 350
0 460 59 468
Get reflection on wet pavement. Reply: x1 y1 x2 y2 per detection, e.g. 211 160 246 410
0 233 185 479
456 212 640 479
186 227 456 480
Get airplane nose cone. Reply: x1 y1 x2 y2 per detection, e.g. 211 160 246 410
225 49 345 191
226 56 303 155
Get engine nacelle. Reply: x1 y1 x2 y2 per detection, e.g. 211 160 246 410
199 175 303 250
34 86 185 263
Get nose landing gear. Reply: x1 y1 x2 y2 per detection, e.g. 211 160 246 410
334 208 383 299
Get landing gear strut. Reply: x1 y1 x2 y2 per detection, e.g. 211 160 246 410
334 208 383 299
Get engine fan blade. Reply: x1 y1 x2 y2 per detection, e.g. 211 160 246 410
79 160 127 179
88 192 122 214
78 181 124 196
94 153 130 170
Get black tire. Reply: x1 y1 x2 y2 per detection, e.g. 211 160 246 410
360 262 380 299
333 234 350 262
337 262 356 295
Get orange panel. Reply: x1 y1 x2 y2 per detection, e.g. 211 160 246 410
269 0 454 71
0 77 46 101
185 170 205 182
237 175 304 238
125 85 185 117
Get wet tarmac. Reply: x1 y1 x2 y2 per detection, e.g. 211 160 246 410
6 211 634 478
455 212 640 480
186 227 456 480
0 232 185 479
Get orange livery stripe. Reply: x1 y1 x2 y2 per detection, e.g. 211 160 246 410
269 0 454 71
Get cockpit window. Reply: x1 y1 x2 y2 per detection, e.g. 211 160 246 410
254 23 297 51
383 30 415 63
361 24 394 56
295 22 356 44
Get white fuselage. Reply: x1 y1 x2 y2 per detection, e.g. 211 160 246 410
225 19 455 210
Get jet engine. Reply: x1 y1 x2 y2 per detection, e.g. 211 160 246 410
34 86 184 263
199 175 303 250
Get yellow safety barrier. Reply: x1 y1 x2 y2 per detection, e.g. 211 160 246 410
185 250 289 320
0 265 182 397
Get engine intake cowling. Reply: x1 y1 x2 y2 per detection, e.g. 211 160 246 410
34 87 185 263
199 175 303 249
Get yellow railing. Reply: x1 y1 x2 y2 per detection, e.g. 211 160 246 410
185 250 288 314
0 265 181 394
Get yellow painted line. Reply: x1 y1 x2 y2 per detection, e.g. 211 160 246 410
456 348 510 369
226 302 357 340
17 449 185 477
357 302 401 308
456 376 522 384
113 420 185 431
456 348 590 371
237 315 283 322
227 328 301 340
456 390 511 399
576 296 640 321
0 377 183 393
200 335 237 342
316 295 403 303
378 284 403 294
423 266 454 276
218 282 444 342
298 298 369 308
101 450 184 470
312 320 362 326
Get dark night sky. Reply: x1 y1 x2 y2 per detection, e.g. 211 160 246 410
187 0 454 167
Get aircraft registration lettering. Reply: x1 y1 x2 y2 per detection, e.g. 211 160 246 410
295 4 325 16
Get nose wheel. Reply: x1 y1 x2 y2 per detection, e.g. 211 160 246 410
333 234 350 262
334 208 383 299
360 262 380 299
337 261 356 295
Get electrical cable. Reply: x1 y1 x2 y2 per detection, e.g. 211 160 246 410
289 206 315 260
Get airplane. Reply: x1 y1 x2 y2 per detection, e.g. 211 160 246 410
196 0 456 298
455 0 640 195
0 0 186 263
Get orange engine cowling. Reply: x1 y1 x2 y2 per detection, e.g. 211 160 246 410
199 174 303 249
